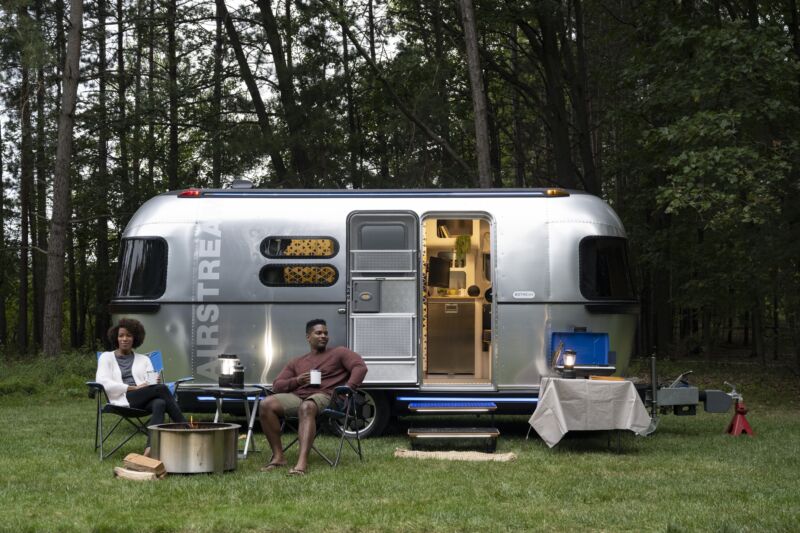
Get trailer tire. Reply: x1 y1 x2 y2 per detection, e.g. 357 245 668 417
328 390 390 439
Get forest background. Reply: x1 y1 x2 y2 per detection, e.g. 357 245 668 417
0 0 798 369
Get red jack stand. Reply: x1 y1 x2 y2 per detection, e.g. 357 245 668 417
726 399 754 436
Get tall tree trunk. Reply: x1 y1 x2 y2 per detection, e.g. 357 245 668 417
482 70 502 187
772 291 779 360
256 0 311 185
33 38 47 349
55 0 66 81
511 27 525 188
0 121 6 346
146 0 155 188
211 1 223 188
368 0 389 186
216 0 288 181
68 222 78 348
95 0 112 348
285 0 292 71
457 0 491 188
340 0 358 186
44 0 83 357
77 228 88 347
167 0 179 189
430 0 454 186
117 0 130 212
132 0 144 197
17 28 33 354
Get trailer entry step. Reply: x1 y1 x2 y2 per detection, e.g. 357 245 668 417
407 401 497 413
408 427 500 453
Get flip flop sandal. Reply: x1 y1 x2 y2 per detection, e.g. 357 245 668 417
260 462 286 472
287 468 306 476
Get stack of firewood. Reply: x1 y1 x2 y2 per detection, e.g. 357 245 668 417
113 453 167 480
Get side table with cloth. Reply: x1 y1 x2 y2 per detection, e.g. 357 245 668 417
529 377 651 448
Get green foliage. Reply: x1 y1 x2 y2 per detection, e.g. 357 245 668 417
0 352 96 398
615 15 800 325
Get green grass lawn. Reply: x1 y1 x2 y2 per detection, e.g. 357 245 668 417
0 356 798 532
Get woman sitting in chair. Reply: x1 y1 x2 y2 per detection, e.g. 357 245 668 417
96 318 186 456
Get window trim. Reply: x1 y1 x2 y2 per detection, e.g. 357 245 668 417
578 236 635 301
114 237 168 300
259 236 339 259
259 263 340 288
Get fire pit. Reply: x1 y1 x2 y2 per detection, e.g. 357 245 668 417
149 422 240 474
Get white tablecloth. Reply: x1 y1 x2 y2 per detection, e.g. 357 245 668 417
528 377 651 448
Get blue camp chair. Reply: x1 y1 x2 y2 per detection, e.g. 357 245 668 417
87 351 193 460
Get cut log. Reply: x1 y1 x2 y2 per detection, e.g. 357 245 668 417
123 453 166 477
114 467 158 481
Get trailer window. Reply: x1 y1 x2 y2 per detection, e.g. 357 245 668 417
259 264 339 287
115 238 167 298
579 237 635 300
260 237 338 259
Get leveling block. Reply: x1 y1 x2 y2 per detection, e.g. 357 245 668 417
726 399 754 437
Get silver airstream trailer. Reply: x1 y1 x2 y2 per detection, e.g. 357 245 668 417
110 186 638 436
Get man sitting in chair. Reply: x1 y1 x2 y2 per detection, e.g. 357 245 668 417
259 318 368 476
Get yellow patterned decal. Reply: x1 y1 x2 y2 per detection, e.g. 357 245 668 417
282 265 337 286
283 239 335 257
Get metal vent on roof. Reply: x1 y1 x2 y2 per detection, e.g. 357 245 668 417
229 179 254 189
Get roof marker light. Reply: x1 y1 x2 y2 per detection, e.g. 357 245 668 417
545 188 569 197
179 188 202 198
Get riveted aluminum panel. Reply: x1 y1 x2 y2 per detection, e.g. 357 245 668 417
120 304 346 386
494 303 636 388
120 190 635 396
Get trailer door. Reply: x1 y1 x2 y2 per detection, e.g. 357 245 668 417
348 212 419 385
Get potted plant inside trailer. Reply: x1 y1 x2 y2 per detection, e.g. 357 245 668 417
455 235 471 268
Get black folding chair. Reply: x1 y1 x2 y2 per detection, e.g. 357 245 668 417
282 386 370 467
87 351 192 460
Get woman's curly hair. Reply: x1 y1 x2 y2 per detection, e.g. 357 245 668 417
107 318 146 349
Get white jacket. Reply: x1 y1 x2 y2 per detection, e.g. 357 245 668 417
95 351 154 407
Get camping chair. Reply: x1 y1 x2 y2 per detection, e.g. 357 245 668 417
87 351 193 460
282 386 370 467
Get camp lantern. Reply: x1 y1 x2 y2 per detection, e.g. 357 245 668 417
218 354 244 388
562 349 577 379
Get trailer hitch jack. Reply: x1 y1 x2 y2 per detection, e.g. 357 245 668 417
724 382 754 437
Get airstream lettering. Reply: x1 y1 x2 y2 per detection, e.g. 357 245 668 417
195 222 222 379
111 187 639 436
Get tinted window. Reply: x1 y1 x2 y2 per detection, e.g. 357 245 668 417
259 264 338 287
579 237 635 300
359 224 407 249
115 238 167 298
260 237 338 258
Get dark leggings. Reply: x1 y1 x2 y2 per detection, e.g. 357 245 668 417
126 384 186 446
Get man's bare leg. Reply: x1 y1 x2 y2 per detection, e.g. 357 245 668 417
259 397 287 468
293 400 319 473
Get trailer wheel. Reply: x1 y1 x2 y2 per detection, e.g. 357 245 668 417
328 390 390 439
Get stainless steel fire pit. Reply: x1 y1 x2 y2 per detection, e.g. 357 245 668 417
149 422 240 474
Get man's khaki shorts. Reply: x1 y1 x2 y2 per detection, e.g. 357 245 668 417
270 392 331 417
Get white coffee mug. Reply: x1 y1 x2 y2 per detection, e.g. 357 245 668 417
310 369 321 385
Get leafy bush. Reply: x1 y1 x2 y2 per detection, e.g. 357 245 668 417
0 352 96 398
